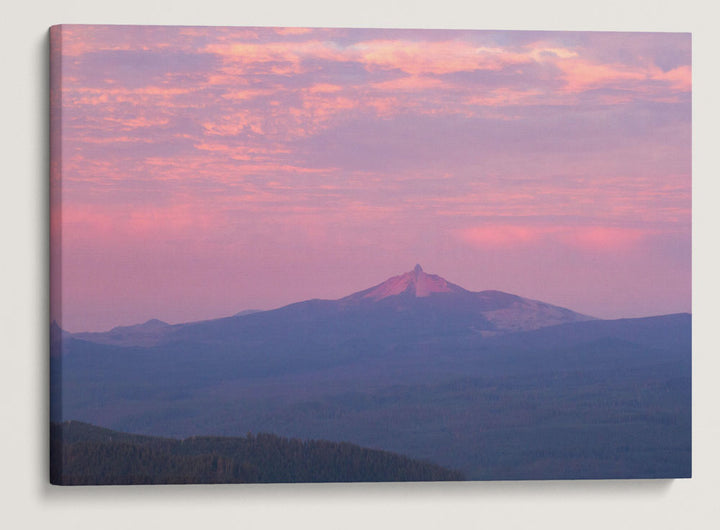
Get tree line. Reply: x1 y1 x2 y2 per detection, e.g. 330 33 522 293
51 421 464 485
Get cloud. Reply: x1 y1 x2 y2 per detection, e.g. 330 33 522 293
352 41 530 75
560 226 648 251
274 27 314 36
306 83 344 94
457 224 652 252
458 225 545 247
203 40 349 73
370 76 446 91
556 58 691 95
59 28 692 178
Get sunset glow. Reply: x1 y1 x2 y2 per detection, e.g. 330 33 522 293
51 26 691 331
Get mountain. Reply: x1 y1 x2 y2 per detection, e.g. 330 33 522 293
68 265 594 349
234 309 263 317
51 266 691 481
344 264 467 300
74 318 172 347
50 320 71 357
338 264 595 335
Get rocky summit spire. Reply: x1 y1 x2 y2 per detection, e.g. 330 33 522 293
346 264 466 301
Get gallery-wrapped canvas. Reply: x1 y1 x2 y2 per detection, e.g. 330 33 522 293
49 25 691 485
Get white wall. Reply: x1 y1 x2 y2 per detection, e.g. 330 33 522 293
2 1 718 528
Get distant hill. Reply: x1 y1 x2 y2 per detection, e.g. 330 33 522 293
50 421 464 485
73 318 172 347
234 309 263 317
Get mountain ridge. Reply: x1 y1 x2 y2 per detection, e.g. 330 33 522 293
65 265 596 347
51 268 692 480
52 311 691 480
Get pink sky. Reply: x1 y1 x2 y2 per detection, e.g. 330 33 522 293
50 26 691 332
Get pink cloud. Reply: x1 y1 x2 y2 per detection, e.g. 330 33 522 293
465 88 542 107
457 225 651 252
274 27 314 36
298 92 358 118
201 111 262 136
61 201 219 243
556 60 645 93
103 115 170 129
58 25 140 57
370 76 446 91
221 88 279 101
307 83 344 94
652 65 692 92
67 85 198 109
561 226 648 251
200 89 361 140
203 40 349 73
555 58 691 95
203 38 570 80
353 40 532 75
71 135 156 144
458 225 550 248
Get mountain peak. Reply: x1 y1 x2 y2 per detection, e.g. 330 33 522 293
143 318 169 327
344 265 468 302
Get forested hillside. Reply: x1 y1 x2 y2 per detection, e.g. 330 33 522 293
50 421 464 485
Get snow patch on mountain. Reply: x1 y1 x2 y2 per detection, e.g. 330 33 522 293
480 298 595 335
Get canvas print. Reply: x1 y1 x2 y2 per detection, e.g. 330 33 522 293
49 25 691 484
